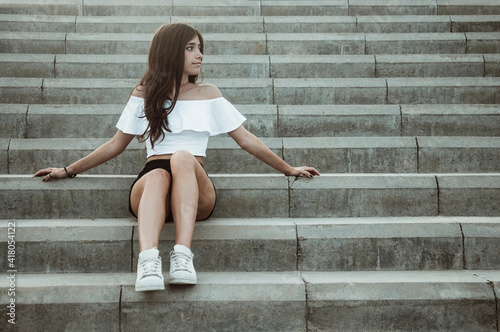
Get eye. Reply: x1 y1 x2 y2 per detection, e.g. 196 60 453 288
186 47 193 51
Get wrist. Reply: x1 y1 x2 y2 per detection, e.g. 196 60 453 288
64 166 77 178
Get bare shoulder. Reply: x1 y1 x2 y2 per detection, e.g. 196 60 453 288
199 83 222 100
131 85 146 98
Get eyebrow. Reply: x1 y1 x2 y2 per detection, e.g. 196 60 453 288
186 42 201 46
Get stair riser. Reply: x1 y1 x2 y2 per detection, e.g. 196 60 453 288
2 175 499 219
4 55 493 79
3 15 500 34
5 78 500 105
9 141 498 174
3 32 499 56
8 105 276 139
4 104 499 139
1 271 498 332
3 16 498 34
307 299 495 332
2 219 499 273
2 1 499 16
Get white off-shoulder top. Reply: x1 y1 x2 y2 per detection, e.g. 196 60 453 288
116 96 246 157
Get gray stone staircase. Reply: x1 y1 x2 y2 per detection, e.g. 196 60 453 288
1 0 500 331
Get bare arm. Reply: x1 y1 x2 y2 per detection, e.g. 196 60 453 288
228 126 320 178
33 130 135 181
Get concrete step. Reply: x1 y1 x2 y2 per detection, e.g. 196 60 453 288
3 137 499 175
2 0 499 16
281 104 500 138
0 103 278 139
2 14 500 34
1 217 498 273
3 31 499 55
1 174 499 219
1 270 498 331
4 103 498 140
2 77 500 105
0 0 262 17
3 54 497 79
350 0 500 16
3 14 500 34
274 77 500 105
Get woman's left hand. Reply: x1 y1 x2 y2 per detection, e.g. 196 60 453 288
287 166 320 178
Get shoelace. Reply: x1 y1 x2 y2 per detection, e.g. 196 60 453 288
170 251 192 272
139 258 161 278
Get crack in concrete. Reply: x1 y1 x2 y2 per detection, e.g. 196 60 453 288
118 285 123 332
415 137 420 173
130 223 135 273
472 273 499 332
459 223 467 270
435 175 440 216
299 272 310 331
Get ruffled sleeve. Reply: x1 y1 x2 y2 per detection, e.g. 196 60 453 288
116 96 148 135
168 97 246 136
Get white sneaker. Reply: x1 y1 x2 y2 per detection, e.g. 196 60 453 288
169 244 197 285
135 247 165 291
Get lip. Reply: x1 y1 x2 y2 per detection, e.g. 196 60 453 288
192 63 202 66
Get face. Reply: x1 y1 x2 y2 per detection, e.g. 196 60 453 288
183 35 203 77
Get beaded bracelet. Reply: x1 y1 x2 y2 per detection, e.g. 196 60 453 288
64 167 77 178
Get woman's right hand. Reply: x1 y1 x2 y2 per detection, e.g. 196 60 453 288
33 167 68 182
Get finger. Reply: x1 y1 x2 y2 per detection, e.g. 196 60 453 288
305 166 320 176
300 169 313 178
34 168 51 177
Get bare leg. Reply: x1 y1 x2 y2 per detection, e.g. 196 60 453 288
130 168 172 252
169 150 216 249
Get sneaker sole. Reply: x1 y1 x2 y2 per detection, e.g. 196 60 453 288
135 283 165 291
168 278 197 285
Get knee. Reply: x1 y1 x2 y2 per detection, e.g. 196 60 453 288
144 168 171 187
170 150 197 171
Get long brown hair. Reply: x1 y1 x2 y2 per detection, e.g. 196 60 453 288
136 23 204 148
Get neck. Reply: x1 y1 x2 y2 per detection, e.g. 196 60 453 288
180 74 190 86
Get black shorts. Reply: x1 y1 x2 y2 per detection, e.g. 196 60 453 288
128 159 216 221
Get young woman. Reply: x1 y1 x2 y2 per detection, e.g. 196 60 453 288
34 23 320 292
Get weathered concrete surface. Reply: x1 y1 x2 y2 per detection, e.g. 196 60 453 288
437 174 500 216
274 78 387 105
278 105 401 137
418 137 500 173
296 217 463 271
366 33 466 54
401 104 500 136
264 16 356 33
302 270 497 332
375 54 484 77
290 174 438 217
0 219 134 273
387 77 500 104
349 0 437 16
261 0 347 16
0 104 27 139
0 139 8 173
283 136 417 173
8 138 146 174
0 31 66 54
0 53 55 78
357 15 450 33
0 78 42 104
461 218 500 269
467 32 500 54
438 0 500 15
0 273 125 331
452 15 500 33
132 218 298 272
120 272 306 332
